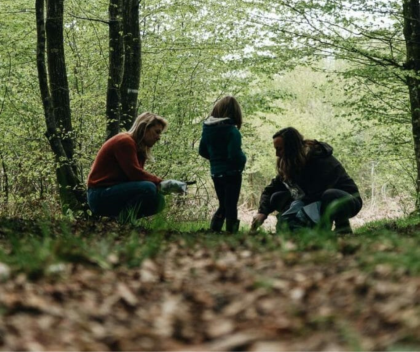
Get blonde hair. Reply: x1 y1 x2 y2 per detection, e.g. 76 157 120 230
127 112 168 160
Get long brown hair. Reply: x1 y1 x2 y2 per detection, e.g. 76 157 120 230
127 112 168 160
273 127 314 181
210 96 243 129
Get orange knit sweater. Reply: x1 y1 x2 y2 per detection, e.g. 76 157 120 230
87 133 162 188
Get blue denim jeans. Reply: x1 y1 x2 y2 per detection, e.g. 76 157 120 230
87 181 165 218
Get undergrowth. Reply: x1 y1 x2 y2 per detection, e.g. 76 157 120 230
0 214 420 279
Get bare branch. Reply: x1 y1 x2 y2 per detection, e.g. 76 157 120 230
68 12 109 25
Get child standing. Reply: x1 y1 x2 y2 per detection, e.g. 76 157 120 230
199 96 247 233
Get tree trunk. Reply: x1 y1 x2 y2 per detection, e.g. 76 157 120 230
120 0 141 131
46 0 75 162
0 154 8 204
403 0 420 209
36 0 85 213
106 0 124 140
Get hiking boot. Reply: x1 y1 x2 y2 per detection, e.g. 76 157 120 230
226 219 240 234
334 219 353 235
210 215 224 232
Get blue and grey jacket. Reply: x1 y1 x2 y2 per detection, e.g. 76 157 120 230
199 116 247 177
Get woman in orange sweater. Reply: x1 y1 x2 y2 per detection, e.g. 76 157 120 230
87 112 167 219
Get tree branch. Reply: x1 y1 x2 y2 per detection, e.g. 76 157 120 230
68 13 109 25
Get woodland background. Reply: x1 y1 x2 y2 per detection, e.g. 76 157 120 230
0 0 416 222
1 1 420 351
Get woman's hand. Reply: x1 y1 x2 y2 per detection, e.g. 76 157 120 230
250 213 267 232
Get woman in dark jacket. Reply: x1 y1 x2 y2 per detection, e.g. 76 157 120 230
199 96 247 233
251 127 362 233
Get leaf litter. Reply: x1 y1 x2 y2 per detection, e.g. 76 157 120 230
0 218 419 351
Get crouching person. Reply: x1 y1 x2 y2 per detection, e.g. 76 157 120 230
87 112 167 219
251 127 362 234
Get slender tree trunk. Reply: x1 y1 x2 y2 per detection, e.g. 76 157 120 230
106 0 124 140
46 0 75 162
403 0 420 209
36 0 85 213
40 177 44 200
120 0 141 131
0 154 8 204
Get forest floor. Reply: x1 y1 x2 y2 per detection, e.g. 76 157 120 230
0 216 420 351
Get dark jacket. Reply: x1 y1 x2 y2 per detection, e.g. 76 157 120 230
258 141 362 215
199 117 247 176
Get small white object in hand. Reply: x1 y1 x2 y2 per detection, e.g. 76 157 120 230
160 179 187 195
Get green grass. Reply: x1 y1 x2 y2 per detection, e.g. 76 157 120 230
1 214 420 351
1 214 420 279
353 218 420 275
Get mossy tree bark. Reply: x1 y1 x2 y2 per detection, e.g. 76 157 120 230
404 0 420 209
105 0 124 140
120 0 141 131
35 0 86 213
106 0 141 139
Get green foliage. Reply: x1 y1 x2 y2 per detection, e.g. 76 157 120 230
0 0 417 219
